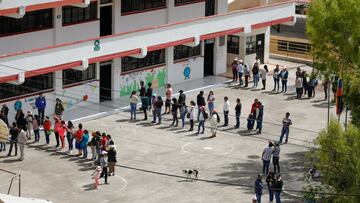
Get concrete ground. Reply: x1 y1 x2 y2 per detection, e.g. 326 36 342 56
0 62 336 203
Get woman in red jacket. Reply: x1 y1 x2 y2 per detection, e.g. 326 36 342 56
53 115 61 148
75 123 84 156
43 116 52 145
58 121 66 149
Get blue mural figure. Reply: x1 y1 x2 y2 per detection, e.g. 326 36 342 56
14 100 22 111
184 66 191 80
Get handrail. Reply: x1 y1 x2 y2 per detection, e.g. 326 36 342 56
0 168 21 197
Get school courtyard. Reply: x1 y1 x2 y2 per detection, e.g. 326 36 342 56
0 63 333 203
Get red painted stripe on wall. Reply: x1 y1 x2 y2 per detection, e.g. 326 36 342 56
252 16 294 30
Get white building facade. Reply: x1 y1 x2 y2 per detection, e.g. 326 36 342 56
0 0 295 120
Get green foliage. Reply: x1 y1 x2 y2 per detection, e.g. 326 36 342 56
305 120 360 202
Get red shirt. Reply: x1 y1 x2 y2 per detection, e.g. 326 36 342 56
101 137 108 149
43 120 51 131
75 129 84 142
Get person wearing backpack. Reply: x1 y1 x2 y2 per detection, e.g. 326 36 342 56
210 110 220 138
252 62 260 88
197 106 207 134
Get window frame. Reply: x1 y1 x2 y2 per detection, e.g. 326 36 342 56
175 0 204 6
62 2 98 26
227 35 239 55
174 44 201 61
0 73 54 101
121 0 167 15
121 49 166 73
62 64 97 86
246 35 257 55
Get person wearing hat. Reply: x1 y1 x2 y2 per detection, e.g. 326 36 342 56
92 166 102 189
25 110 34 140
178 90 186 105
197 106 207 134
237 59 244 86
232 58 239 82
210 110 220 138
107 145 117 176
99 151 109 184
254 174 263 203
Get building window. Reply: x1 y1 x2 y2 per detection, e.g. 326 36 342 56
0 9 53 37
0 73 53 100
246 36 257 55
227 35 239 54
121 0 166 14
278 40 311 54
63 64 96 86
62 2 97 25
122 49 165 72
174 45 201 61
100 0 112 4
175 0 202 6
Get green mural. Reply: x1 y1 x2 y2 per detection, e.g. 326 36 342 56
120 68 167 97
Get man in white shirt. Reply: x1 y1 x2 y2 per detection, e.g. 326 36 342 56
17 128 27 161
223 96 230 127
237 60 244 86
259 65 268 90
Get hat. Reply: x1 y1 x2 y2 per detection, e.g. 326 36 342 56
239 59 243 63
234 58 238 61
96 166 102 171
101 151 108 155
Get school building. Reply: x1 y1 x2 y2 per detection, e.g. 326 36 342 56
0 0 295 120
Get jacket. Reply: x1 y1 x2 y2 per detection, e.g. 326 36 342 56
280 70 289 80
80 133 89 149
55 102 65 115
196 95 205 106
35 96 46 109
43 120 51 131
9 127 18 141
255 178 263 194
17 130 27 145
107 148 117 163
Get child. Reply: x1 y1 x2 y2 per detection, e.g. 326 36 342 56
43 116 51 145
59 121 66 149
53 115 61 148
180 102 187 128
33 115 40 142
247 114 254 132
92 166 102 189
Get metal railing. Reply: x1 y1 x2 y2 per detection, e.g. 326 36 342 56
0 168 21 197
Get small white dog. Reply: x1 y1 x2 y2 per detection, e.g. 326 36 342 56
182 169 199 180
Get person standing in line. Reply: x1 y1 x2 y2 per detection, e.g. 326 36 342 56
43 116 51 145
7 123 18 156
17 127 27 161
322 76 329 101
141 92 149 121
15 110 27 133
81 130 89 159
25 111 34 140
75 123 84 156
266 172 276 203
247 114 255 132
244 64 251 87
107 144 117 176
279 68 289 93
279 112 292 144
151 93 158 124
197 106 206 134
188 101 196 131
89 132 98 160
207 90 215 116
1 104 9 126
295 76 303 99
139 81 146 98
59 121 66 149
223 97 230 127
210 110 220 138
129 91 138 120
92 166 102 189
146 83 153 110
237 59 244 86
260 65 268 90
99 151 109 184
255 174 263 203
32 115 40 142
234 98 242 129
302 71 308 96
262 142 273 176
180 102 187 129
65 120 75 154
272 142 281 173
178 90 186 105
54 98 65 119
170 98 179 127
232 58 238 82
256 102 264 134
274 174 283 203
35 93 46 124
155 96 164 125
164 84 173 114
196 91 206 121
273 65 280 92
53 115 61 148
252 62 260 88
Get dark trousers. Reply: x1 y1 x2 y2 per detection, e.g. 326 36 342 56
262 79 266 89
66 133 74 151
296 88 302 99
171 112 178 126
189 119 194 130
324 86 328 100
38 108 45 124
232 70 238 81
34 129 40 142
269 189 274 202
263 160 270 175
55 132 60 147
256 119 263 133
45 131 50 144
223 111 229 126
273 156 280 173
238 72 243 85
8 141 17 156
198 120 205 133
245 75 249 87
143 108 147 120
100 167 108 183
273 78 280 91
281 80 287 92
235 113 240 128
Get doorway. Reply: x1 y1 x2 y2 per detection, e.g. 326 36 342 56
204 40 214 76
205 0 216 16
100 64 112 102
100 5 112 36
256 34 265 64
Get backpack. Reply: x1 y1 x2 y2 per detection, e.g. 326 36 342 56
204 112 209 120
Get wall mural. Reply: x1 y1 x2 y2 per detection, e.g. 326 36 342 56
120 67 166 97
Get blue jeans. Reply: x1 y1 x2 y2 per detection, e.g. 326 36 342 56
275 191 281 203
256 192 262 203
66 133 74 151
263 160 270 175
82 146 88 158
130 103 137 119
156 108 162 123
181 112 186 128
152 109 157 122
198 120 205 133
269 189 274 202
280 127 289 143
281 80 287 92
235 113 240 127
45 131 50 144
208 102 214 115
256 119 263 132
238 72 243 85
253 74 259 87
34 129 40 142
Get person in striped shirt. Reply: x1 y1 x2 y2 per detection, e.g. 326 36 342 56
262 142 274 176
279 112 292 144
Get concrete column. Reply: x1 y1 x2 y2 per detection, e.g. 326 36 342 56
165 47 174 83
166 0 175 23
213 37 227 75
54 70 63 98
260 0 269 6
264 26 270 64
53 7 62 45
113 0 121 33
112 59 122 100
216 0 228 14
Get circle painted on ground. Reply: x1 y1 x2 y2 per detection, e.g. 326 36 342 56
181 142 234 156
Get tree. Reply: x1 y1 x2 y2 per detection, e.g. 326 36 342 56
305 120 360 202
307 0 360 126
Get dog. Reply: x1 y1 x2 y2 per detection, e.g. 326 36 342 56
182 169 199 180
